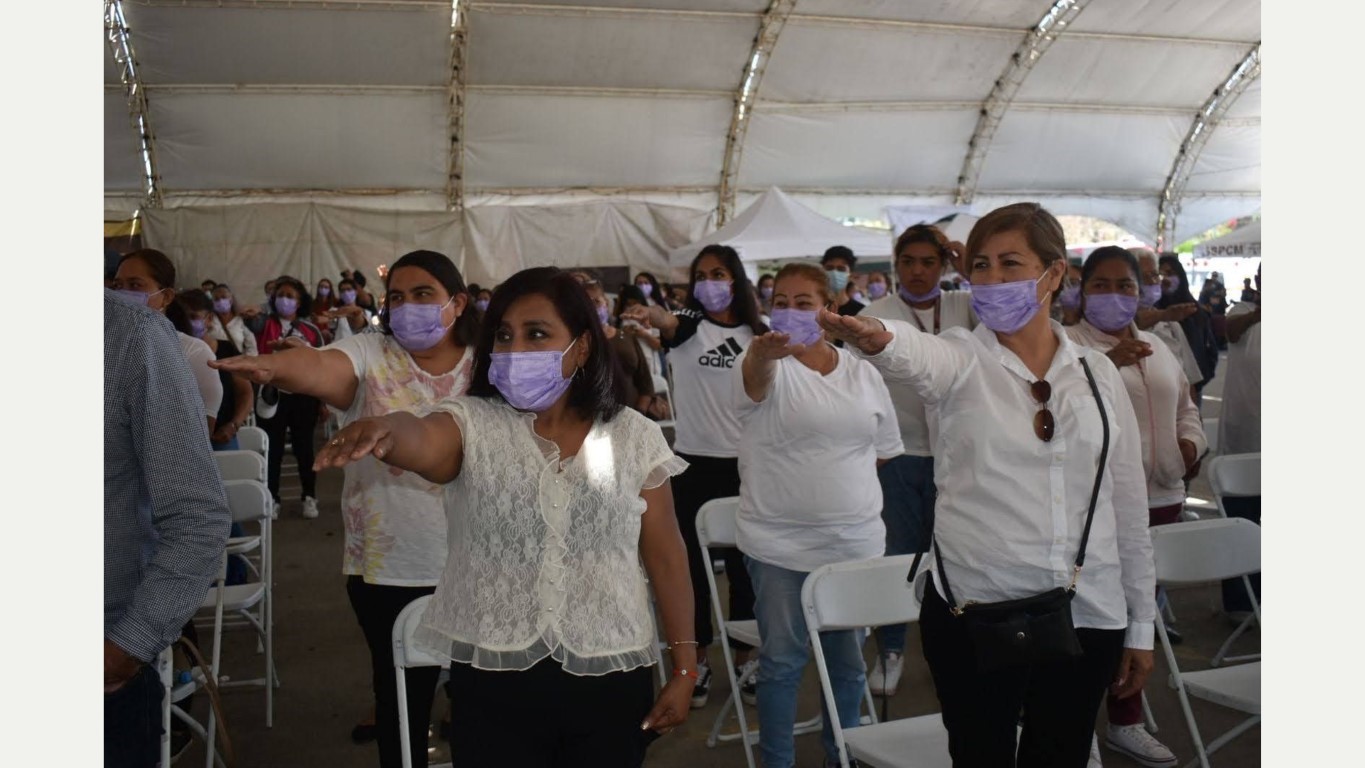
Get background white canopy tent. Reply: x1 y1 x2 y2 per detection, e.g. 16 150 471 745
666 187 892 277
1194 220 1261 259
105 0 1261 289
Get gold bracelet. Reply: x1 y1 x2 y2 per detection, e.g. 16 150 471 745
667 640 699 650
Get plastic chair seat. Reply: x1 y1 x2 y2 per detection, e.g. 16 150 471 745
726 619 760 648
199 583 265 613
843 714 952 768
226 535 261 555
1177 662 1260 714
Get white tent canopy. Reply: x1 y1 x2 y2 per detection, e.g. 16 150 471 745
667 187 891 272
1194 220 1261 259
106 0 1261 285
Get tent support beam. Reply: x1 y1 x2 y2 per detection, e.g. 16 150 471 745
717 0 797 226
447 0 470 212
105 0 163 209
754 99 1230 117
1156 44 1260 249
954 0 1091 206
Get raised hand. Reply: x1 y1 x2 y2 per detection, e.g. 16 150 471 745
749 331 802 361
209 354 278 385
314 417 396 470
816 309 892 355
947 240 967 276
1163 303 1198 322
1106 338 1153 368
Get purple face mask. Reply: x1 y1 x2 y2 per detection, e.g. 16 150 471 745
637 283 653 299
317 286 331 298
970 274 1048 334
190 318 208 338
759 285 773 300
868 282 888 300
212 297 233 314
899 284 941 304
768 308 824 346
596 304 610 326
1139 283 1163 308
274 296 299 317
475 299 490 313
389 298 454 352
113 289 153 307
1084 293 1139 333
693 280 732 313
489 339 578 412
1058 284 1082 310
1161 276 1179 296
341 289 357 305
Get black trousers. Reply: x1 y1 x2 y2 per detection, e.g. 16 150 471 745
104 663 163 768
346 577 440 768
1221 495 1262 612
262 392 318 501
447 658 655 767
672 453 754 650
920 579 1126 768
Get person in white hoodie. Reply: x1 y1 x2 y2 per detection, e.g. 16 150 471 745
1066 246 1205 768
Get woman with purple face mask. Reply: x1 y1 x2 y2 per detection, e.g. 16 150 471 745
737 263 902 768
819 203 1154 768
214 250 478 768
1065 247 1204 767
311 267 697 767
634 271 666 309
619 244 769 709
757 273 776 313
327 277 374 342
208 284 259 356
172 290 254 452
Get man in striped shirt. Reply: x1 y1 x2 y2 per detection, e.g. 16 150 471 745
105 289 231 767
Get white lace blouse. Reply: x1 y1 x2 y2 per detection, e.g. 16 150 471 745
414 397 689 675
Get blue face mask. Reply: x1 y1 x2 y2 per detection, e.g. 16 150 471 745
826 269 850 294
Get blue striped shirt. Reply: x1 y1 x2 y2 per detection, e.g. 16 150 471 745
105 291 231 662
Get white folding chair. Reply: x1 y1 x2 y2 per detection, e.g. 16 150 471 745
236 425 268 457
803 556 950 768
197 479 276 767
393 595 452 768
1201 417 1219 459
1151 519 1261 768
651 373 676 430
697 497 824 768
1206 453 1261 666
214 450 267 483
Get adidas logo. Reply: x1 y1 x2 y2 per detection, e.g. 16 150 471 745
699 338 743 368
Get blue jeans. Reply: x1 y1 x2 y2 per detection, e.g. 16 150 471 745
747 556 866 768
875 454 936 653
212 435 241 452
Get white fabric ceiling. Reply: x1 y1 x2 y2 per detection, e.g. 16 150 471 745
106 0 1261 245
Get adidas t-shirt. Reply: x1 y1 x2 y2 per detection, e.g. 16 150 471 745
664 309 756 458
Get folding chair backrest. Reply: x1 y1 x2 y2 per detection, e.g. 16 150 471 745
237 426 268 457
1151 518 1260 585
214 450 268 483
1208 453 1260 499
696 497 740 549
1202 417 1220 458
802 555 921 632
392 595 447 669
223 479 272 525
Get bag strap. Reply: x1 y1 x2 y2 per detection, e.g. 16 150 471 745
906 356 1111 610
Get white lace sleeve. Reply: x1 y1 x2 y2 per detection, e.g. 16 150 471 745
635 413 688 491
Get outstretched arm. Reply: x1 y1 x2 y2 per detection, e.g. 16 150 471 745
212 345 360 411
313 410 465 484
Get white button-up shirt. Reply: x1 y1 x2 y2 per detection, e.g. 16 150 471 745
862 319 1155 649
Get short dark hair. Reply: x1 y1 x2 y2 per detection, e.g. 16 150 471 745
271 276 312 317
466 267 625 422
1081 246 1140 288
894 224 952 265
821 245 856 268
686 244 768 335
966 202 1067 269
380 250 479 347
616 284 648 314
117 249 176 290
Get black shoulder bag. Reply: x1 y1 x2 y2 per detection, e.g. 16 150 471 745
908 357 1110 673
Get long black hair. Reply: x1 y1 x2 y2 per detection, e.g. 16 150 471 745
685 244 768 334
380 250 480 347
1155 253 1198 307
634 271 665 307
466 267 625 422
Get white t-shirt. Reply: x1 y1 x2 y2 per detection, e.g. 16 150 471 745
665 309 757 457
734 346 903 573
1148 320 1202 387
209 315 258 357
1219 303 1261 455
328 333 475 586
861 291 975 455
178 333 223 420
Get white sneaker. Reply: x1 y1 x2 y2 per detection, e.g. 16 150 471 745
737 659 759 706
302 496 319 519
868 652 904 696
271 501 281 519
1105 723 1177 768
1088 734 1103 768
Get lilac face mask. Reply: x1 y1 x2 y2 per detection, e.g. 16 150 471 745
1058 283 1082 310
113 289 153 307
190 318 208 338
638 283 653 299
596 304 610 326
868 282 888 300
768 307 824 347
1161 276 1179 296
274 296 299 317
389 298 454 352
759 286 774 300
970 274 1049 334
694 280 733 313
1139 283 1163 308
318 287 331 298
212 297 233 314
899 284 941 304
489 338 578 413
1084 293 1139 333
475 299 490 313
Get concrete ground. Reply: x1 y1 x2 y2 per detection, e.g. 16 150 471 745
183 356 1258 768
